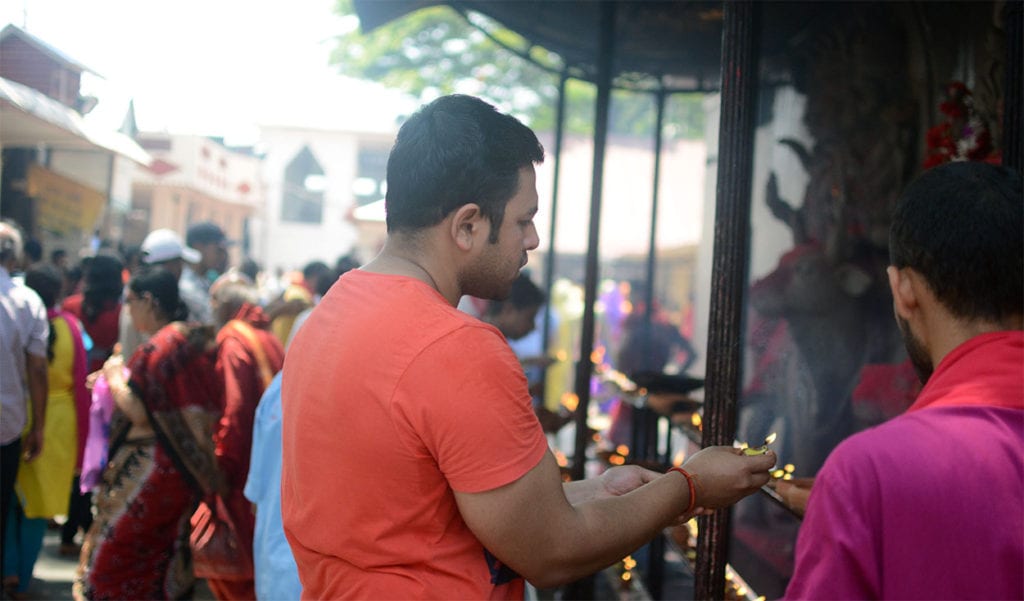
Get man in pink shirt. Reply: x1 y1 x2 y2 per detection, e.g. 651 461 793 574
785 161 1023 599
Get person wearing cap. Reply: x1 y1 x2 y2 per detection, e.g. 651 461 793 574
118 229 213 358
183 221 231 298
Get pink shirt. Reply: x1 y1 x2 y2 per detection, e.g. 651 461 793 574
785 331 1024 600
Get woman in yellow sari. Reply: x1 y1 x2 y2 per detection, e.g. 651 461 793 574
3 264 89 599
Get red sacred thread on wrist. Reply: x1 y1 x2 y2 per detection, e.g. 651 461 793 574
667 467 697 514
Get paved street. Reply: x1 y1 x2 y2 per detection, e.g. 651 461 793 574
13 527 215 601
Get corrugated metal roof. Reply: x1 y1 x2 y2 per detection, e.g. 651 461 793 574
0 23 100 77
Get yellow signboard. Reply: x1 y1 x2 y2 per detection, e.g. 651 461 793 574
27 165 106 236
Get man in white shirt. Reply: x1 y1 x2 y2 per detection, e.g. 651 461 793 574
0 220 49 572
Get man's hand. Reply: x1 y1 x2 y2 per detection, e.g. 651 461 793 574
22 427 43 462
594 464 660 499
681 446 776 510
562 463 661 505
771 477 814 516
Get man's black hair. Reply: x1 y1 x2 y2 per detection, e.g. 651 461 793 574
384 94 544 242
890 161 1022 322
303 260 336 297
239 257 261 283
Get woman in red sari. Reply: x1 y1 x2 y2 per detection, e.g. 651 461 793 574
74 267 223 600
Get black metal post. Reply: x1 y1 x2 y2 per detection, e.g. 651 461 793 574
566 3 615 598
541 71 569 393
1002 1 1022 171
643 88 668 600
694 2 760 600
571 0 615 483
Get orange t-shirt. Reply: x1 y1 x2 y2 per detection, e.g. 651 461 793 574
282 270 548 599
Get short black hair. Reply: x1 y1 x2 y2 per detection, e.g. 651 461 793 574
303 260 336 297
385 95 544 241
187 221 227 247
890 161 1022 322
239 257 260 282
485 272 546 316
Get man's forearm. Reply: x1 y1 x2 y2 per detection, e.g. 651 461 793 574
563 478 602 505
26 354 48 429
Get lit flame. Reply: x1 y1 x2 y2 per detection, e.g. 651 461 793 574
608 454 626 465
621 572 632 582
561 392 579 412
556 350 568 362
554 451 568 467
616 445 630 457
764 432 778 445
623 556 637 570
784 463 795 473
672 450 686 467
590 346 606 364
691 413 702 428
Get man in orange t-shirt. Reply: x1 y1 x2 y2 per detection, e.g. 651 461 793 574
281 95 776 599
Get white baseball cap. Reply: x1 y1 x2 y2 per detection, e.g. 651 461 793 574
141 228 201 264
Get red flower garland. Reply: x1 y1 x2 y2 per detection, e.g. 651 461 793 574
922 81 1000 169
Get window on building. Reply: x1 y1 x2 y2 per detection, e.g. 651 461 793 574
282 146 325 223
354 145 389 206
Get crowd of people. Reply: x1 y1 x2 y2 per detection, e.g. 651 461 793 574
0 93 1020 601
0 217 356 600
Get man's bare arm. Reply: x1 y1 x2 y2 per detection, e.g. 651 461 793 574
455 446 774 588
22 352 48 461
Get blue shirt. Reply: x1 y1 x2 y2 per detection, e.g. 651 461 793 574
243 373 302 600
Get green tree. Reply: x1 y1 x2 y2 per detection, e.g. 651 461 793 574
330 0 704 139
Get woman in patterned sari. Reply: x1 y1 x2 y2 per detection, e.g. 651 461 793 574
74 267 223 600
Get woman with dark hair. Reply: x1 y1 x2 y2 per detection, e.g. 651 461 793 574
63 252 124 372
60 252 124 556
74 267 223 601
3 264 89 599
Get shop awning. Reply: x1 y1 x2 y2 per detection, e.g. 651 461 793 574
0 75 151 166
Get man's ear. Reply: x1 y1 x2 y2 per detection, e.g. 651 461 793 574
886 265 918 321
449 203 485 251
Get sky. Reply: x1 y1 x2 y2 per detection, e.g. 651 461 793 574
1 0 417 144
